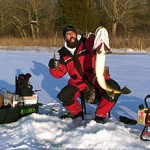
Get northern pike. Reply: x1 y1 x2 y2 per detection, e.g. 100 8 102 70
94 27 131 98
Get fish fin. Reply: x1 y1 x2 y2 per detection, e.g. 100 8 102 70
121 86 131 94
106 91 115 99
92 76 97 84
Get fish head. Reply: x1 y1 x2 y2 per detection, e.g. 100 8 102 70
96 43 111 54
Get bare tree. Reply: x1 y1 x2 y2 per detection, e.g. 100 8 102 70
12 16 27 39
97 0 145 37
18 0 56 39
0 0 56 38
0 0 14 36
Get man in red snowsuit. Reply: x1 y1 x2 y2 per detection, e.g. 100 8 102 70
49 26 120 123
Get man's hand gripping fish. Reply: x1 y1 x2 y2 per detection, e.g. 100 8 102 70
93 27 131 98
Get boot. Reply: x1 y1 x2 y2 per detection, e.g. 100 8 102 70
95 116 105 124
119 116 137 125
61 111 82 119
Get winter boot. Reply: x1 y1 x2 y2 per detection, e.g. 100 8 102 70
119 116 137 125
95 116 105 124
61 111 82 119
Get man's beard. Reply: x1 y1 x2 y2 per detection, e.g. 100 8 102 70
66 37 78 48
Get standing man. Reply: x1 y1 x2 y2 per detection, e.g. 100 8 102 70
48 25 120 123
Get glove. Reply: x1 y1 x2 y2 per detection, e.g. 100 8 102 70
48 58 59 69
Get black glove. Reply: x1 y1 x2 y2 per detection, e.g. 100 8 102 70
48 58 59 69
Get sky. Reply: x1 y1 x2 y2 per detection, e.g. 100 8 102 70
0 47 150 149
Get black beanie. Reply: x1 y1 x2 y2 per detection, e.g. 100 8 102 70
63 25 77 38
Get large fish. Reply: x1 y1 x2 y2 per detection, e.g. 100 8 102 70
93 27 131 98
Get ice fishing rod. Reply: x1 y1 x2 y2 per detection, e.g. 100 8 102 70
53 32 59 70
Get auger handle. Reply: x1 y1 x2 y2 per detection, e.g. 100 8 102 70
144 95 150 108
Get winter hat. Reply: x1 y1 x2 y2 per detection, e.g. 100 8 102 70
63 25 77 38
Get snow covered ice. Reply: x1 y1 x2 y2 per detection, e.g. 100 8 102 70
0 47 150 149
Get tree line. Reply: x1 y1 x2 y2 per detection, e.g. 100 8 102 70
0 0 150 39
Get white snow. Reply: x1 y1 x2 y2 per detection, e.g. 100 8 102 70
0 47 150 149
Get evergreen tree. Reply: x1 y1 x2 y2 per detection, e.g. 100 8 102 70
56 0 99 35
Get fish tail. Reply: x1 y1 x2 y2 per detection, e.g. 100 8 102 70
121 86 131 94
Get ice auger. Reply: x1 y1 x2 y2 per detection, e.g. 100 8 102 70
138 95 150 141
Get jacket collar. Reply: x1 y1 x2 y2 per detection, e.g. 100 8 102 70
59 35 84 57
